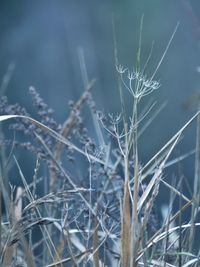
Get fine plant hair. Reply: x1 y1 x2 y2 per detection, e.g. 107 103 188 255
1 22 200 267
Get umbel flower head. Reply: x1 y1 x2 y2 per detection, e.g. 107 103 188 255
116 64 160 101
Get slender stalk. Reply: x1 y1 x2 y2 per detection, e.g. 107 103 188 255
189 103 200 252
131 98 140 267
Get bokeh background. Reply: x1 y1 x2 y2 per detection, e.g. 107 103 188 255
1 0 200 215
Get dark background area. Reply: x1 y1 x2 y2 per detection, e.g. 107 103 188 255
1 0 200 210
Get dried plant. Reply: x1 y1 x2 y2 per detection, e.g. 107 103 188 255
0 22 200 267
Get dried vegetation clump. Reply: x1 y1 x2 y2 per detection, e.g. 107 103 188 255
0 23 200 267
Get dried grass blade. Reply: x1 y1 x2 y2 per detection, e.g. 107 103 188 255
92 215 100 267
121 180 131 267
45 250 92 267
0 114 112 168
141 111 200 180
137 200 193 261
188 107 200 251
130 152 140 267
138 133 180 213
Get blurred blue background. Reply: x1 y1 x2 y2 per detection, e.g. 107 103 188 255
1 0 200 206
